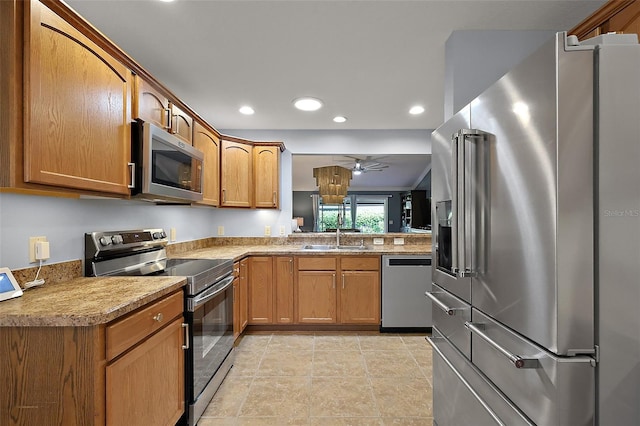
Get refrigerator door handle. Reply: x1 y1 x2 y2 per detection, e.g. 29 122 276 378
425 291 462 316
465 322 540 369
452 129 490 279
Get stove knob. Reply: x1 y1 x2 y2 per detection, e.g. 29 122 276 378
160 231 167 239
99 236 111 246
153 232 164 240
111 235 123 245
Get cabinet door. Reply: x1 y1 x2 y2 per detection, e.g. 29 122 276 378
253 145 280 208
275 256 294 323
170 103 193 145
106 317 185 426
239 259 249 331
221 140 253 207
248 257 273 324
25 2 131 195
193 122 220 206
296 271 337 324
341 271 381 324
133 75 170 129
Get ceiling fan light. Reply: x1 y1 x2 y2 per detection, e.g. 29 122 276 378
293 97 323 111
353 169 362 176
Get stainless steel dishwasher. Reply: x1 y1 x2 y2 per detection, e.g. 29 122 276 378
381 254 432 332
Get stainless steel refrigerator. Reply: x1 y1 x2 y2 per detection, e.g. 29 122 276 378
427 32 640 425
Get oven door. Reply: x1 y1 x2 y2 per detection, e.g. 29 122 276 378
186 274 234 402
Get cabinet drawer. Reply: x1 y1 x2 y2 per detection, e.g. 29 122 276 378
341 256 380 271
297 256 337 271
106 291 183 360
429 328 533 426
470 308 594 426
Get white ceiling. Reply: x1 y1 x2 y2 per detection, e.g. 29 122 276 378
292 154 431 191
64 0 605 131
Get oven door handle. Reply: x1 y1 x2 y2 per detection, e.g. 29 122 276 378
189 275 234 311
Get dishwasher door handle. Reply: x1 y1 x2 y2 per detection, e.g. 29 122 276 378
387 258 432 267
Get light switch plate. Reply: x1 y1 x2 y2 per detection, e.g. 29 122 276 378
393 237 405 245
217 226 224 236
373 238 384 245
264 225 271 236
279 225 286 236
170 228 177 242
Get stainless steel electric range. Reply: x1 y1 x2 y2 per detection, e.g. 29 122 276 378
85 229 234 426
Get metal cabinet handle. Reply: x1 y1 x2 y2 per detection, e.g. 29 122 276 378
164 107 171 131
127 162 135 189
425 291 458 315
172 114 179 135
427 336 511 426
153 313 164 322
182 323 189 350
273 191 277 206
289 258 293 274
222 189 226 203
332 273 336 289
342 273 345 289
465 322 539 369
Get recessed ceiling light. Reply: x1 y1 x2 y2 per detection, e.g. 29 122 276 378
333 116 347 123
158 0 175 3
293 97 323 111
409 105 425 115
239 106 255 115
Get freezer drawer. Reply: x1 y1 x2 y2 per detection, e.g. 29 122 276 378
426 283 471 359
468 309 595 426
429 328 533 426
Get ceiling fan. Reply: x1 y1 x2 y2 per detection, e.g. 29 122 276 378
341 155 389 175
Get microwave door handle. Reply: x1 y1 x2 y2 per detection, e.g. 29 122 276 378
127 162 135 189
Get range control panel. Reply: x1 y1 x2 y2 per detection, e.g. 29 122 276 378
85 228 168 259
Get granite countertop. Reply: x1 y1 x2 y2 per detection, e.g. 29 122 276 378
1 240 429 328
173 244 431 262
0 276 186 327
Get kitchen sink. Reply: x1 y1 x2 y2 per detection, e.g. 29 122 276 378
301 244 371 251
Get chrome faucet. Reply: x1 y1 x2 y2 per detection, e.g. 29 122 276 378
336 212 343 246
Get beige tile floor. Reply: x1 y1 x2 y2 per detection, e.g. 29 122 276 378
198 332 434 426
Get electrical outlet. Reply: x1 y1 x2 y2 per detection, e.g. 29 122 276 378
393 237 405 245
217 226 225 236
373 238 384 245
170 228 177 242
29 236 47 263
279 225 286 236
264 225 271 236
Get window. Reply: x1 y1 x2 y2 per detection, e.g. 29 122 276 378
315 195 389 233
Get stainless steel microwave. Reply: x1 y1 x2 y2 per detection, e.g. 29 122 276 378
131 120 204 203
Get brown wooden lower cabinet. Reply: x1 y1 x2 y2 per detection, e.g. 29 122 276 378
241 255 380 328
274 256 294 323
0 290 186 426
295 255 381 325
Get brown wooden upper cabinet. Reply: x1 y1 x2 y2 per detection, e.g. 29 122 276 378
133 75 193 145
23 1 132 195
570 0 640 41
253 145 280 209
193 121 220 206
220 139 253 207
